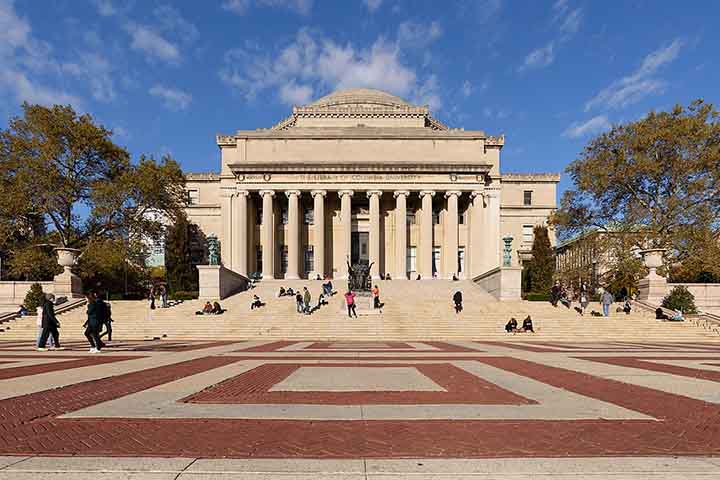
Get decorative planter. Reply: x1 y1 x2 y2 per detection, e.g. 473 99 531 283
54 248 81 272
640 248 666 279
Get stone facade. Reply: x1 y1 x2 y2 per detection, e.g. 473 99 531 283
184 88 559 280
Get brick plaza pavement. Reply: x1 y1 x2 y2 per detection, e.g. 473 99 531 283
0 339 720 478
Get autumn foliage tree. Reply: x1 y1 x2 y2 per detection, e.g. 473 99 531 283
553 100 720 275
0 103 187 285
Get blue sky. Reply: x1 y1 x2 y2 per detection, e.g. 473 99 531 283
1 0 717 195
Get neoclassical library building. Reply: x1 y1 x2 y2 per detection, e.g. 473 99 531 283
185 88 559 281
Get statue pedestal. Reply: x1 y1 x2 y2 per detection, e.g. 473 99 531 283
338 293 381 317
197 265 249 300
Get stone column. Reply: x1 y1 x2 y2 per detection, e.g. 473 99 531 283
311 190 326 279
419 190 435 279
367 190 382 279
485 189 501 270
338 190 354 278
260 190 275 279
285 190 301 279
220 189 234 267
394 191 409 279
444 191 461 279
469 190 485 277
233 190 249 276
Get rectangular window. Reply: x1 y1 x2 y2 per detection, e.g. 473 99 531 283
523 190 533 206
281 207 288 225
186 189 199 205
459 211 465 225
407 246 417 275
280 245 288 274
304 246 314 273
407 212 416 225
432 212 440 225
458 247 465 274
256 247 262 274
432 247 441 276
523 225 534 244
304 207 314 225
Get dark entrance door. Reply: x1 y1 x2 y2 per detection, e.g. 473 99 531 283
351 232 369 265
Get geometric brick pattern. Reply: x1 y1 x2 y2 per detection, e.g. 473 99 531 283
1 340 720 458
183 362 535 405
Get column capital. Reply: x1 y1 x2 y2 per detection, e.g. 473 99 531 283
285 190 301 198
235 189 250 196
259 189 275 197
338 190 354 198
310 190 327 198
393 190 410 198
470 190 485 199
366 190 383 198
444 190 462 198
419 190 436 197
220 187 235 199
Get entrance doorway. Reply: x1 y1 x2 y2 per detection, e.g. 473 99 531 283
351 232 369 265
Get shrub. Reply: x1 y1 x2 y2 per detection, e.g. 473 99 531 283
23 283 45 314
170 290 198 301
661 286 698 314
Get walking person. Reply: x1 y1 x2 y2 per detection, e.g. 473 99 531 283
371 284 381 309
160 285 168 308
83 292 103 353
453 290 463 314
579 283 589 316
37 294 62 351
295 291 304 313
303 287 311 314
601 289 614 317
149 286 156 310
99 298 113 342
344 290 357 318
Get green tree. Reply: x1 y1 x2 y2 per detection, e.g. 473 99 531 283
526 225 555 294
23 283 45 314
553 100 720 263
164 213 198 295
75 237 148 296
0 103 186 250
662 286 698 314
6 245 61 281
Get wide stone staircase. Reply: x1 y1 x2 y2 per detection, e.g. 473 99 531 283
1 279 718 342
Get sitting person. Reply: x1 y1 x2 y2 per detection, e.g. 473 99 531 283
286 287 295 296
277 287 286 298
505 317 518 333
669 309 685 322
623 300 631 314
17 305 28 316
655 307 669 320
212 301 225 315
521 316 535 333
251 295 264 310
317 292 329 308
385 273 392 281
196 301 214 315
322 281 334 296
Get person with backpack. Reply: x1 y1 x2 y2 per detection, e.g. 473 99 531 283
453 290 463 314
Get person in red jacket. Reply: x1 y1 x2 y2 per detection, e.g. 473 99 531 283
344 290 357 318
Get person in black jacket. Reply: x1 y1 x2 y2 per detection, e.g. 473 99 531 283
453 290 463 314
83 292 103 353
37 294 62 351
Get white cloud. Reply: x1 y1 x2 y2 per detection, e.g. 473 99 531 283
0 0 80 107
397 20 443 49
519 42 554 71
222 0 313 15
62 52 116 102
149 84 192 110
125 23 180 64
154 4 199 43
92 0 116 16
563 115 611 138
559 8 582 35
364 0 382 12
279 82 313 105
585 38 683 111
220 30 439 108
461 80 473 97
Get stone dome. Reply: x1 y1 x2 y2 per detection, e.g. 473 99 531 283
307 88 413 109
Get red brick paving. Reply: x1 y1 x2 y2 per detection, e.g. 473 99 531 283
183 362 534 405
235 341 297 352
307 341 414 349
1 347 720 458
578 356 720 383
0 355 141 380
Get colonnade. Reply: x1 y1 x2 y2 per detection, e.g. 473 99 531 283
220 188 500 280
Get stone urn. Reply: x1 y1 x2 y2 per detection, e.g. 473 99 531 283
54 248 81 272
640 248 666 279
